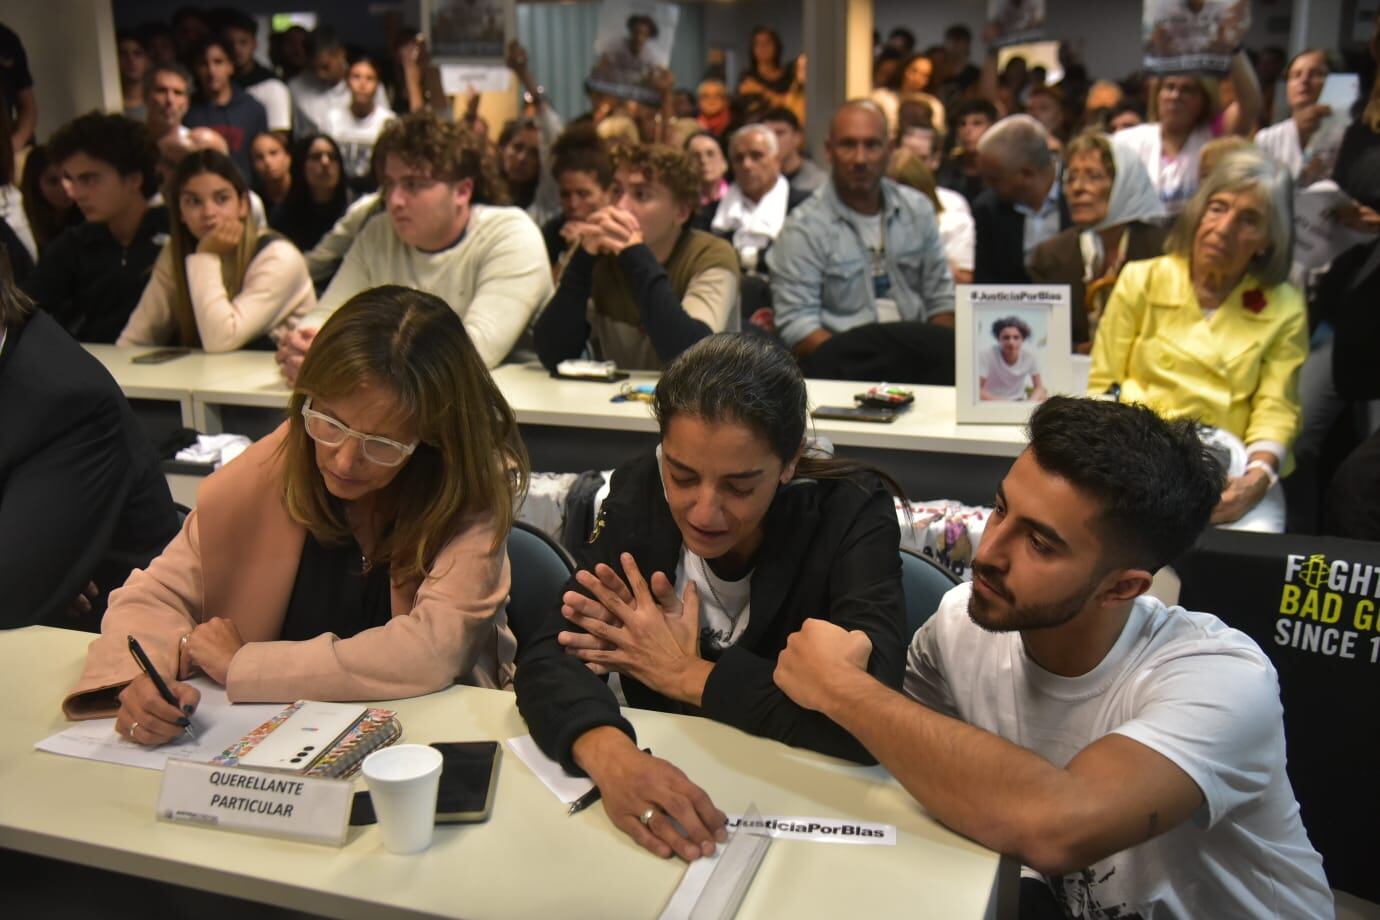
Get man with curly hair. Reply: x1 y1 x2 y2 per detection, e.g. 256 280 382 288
533 141 740 370
277 110 551 378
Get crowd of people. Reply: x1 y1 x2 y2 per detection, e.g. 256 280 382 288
2 7 1376 917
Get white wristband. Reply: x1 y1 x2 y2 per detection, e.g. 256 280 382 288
1245 459 1279 488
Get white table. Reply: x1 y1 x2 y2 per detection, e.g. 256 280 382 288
1 626 1014 919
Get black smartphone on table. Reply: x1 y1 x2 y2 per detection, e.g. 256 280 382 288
812 405 898 424
131 348 191 364
432 741 501 824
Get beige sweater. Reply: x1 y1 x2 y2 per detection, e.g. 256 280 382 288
118 239 316 352
309 205 554 368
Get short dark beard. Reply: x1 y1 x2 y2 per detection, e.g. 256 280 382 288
967 564 1099 633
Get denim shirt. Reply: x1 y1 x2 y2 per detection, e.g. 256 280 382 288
766 177 955 348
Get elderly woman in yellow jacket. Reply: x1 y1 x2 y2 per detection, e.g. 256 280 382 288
1089 148 1306 533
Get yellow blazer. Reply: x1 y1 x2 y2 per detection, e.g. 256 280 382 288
1088 255 1308 463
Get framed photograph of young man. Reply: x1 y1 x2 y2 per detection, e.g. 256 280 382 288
956 284 1074 424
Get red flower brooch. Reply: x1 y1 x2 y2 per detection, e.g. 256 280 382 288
1242 288 1267 314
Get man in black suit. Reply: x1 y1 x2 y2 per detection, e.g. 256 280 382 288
0 253 179 630
972 114 1072 283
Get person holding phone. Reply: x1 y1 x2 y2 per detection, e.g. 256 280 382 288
118 149 314 352
514 333 908 861
64 287 529 741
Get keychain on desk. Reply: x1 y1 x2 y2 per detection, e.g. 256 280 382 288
611 383 656 404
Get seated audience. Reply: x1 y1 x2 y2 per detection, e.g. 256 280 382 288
118 32 149 122
535 142 740 371
1327 427 1380 541
889 152 975 284
1029 132 1166 351
1108 100 1145 134
1334 13 1380 217
937 98 998 205
217 8 293 133
119 149 314 352
685 131 729 206
736 28 793 110
249 131 291 207
303 190 383 289
760 107 826 195
24 113 167 343
276 111 552 378
64 287 527 730
0 252 178 630
290 28 388 139
972 115 1072 284
270 133 351 253
322 54 395 195
696 123 810 271
773 396 1332 918
1025 84 1066 140
542 126 614 268
871 52 947 142
1254 49 1333 183
515 334 907 858
20 145 83 253
1089 150 1306 533
1113 50 1261 214
184 36 269 181
768 100 955 384
695 79 731 138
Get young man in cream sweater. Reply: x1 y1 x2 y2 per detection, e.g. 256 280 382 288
277 111 551 379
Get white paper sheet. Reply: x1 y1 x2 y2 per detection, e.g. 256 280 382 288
439 64 510 95
506 734 594 804
36 679 283 771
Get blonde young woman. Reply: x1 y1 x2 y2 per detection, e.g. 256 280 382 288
65 287 530 742
118 149 314 352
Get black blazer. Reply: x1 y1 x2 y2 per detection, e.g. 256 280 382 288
1316 237 1380 400
0 311 179 628
972 183 1073 284
513 450 906 770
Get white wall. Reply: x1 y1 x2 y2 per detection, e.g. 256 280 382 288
1 0 121 141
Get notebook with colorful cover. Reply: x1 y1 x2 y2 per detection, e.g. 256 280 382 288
211 701 402 779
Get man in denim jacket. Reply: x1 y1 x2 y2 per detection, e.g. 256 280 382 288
766 100 955 381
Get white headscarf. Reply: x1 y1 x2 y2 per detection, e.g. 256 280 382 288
1079 140 1167 283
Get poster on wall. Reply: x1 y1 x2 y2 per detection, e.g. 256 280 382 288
984 0 1046 49
1143 0 1251 75
423 0 514 61
956 285 1073 425
586 0 680 106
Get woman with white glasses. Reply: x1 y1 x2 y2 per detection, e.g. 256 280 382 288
63 286 530 744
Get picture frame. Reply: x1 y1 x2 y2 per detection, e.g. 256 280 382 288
955 284 1074 425
422 0 516 63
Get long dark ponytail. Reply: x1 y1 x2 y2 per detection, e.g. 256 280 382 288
652 334 909 502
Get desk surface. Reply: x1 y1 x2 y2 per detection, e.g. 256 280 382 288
88 345 1033 458
1 627 1007 920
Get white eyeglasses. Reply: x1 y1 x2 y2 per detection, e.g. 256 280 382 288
300 398 419 467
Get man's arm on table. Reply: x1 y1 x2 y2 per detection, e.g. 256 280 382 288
774 620 1204 876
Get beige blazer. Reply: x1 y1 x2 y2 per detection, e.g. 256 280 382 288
64 424 516 719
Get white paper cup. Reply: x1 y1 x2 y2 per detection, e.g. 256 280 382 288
362 744 443 854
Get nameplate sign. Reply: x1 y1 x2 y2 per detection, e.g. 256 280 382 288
725 814 896 846
156 759 352 846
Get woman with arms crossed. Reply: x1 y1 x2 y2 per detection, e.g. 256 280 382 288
514 334 907 861
65 286 529 738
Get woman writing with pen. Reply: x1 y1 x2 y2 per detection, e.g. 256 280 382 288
63 286 528 744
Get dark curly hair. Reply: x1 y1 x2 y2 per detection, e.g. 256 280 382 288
550 124 613 187
374 110 509 206
991 316 1032 340
614 142 701 209
47 111 160 199
1026 397 1224 571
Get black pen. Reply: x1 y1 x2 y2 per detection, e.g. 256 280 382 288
127 635 196 740
567 747 651 816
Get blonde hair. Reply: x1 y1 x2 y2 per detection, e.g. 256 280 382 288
887 150 941 213
281 286 529 582
1146 75 1220 129
1197 135 1252 183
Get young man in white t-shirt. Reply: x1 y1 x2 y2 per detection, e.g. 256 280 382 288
979 315 1045 401
774 397 1333 918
